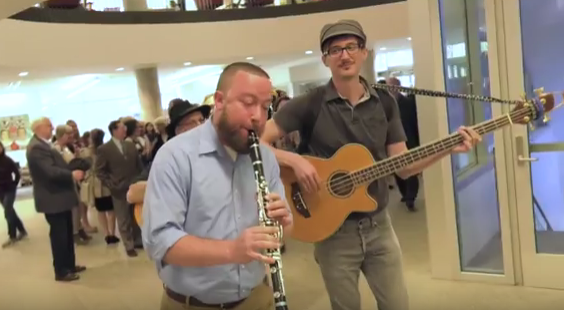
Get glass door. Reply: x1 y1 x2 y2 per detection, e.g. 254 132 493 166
507 0 564 289
438 0 516 282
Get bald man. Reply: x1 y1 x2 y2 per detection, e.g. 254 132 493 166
27 118 86 282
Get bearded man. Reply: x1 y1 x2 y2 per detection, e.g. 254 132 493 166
142 62 293 310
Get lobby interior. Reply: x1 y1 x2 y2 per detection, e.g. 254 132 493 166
3 0 564 309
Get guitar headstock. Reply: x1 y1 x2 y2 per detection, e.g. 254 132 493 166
512 88 560 127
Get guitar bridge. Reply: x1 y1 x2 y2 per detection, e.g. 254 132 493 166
291 183 310 218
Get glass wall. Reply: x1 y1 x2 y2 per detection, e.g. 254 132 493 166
375 48 415 87
0 62 297 167
439 0 504 274
520 0 564 254
0 67 217 167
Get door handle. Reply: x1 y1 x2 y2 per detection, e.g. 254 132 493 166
515 136 538 164
517 155 538 162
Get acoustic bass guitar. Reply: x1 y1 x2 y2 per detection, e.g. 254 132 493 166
134 203 143 226
281 90 558 243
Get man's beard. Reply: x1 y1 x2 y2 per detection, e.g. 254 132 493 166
217 111 256 154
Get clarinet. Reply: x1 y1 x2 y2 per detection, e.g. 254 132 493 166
247 130 289 310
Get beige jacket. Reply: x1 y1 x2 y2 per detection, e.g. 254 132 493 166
78 147 111 204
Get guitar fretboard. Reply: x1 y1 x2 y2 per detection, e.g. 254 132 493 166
348 106 534 186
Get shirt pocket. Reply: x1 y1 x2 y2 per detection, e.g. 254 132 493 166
361 107 388 145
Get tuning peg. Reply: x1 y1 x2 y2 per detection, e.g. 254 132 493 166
534 87 545 97
521 92 528 100
529 122 535 131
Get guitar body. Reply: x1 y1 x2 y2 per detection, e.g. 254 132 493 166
281 144 378 243
134 203 143 226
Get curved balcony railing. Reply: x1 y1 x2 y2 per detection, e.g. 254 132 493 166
14 0 405 24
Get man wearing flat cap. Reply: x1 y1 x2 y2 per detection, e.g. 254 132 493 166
126 100 210 210
261 20 481 310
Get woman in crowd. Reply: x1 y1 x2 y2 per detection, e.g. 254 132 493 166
123 118 144 153
82 129 119 245
52 125 92 244
81 131 90 149
144 122 157 144
0 141 27 248
151 116 169 159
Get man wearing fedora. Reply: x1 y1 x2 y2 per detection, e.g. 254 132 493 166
126 99 211 205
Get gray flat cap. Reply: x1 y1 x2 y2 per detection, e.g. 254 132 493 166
319 19 367 50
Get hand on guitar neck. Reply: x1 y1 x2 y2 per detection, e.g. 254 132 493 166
286 126 481 195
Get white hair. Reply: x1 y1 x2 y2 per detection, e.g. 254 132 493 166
31 117 50 133
153 116 168 127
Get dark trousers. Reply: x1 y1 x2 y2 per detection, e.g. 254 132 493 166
0 190 25 239
394 174 419 203
44 210 76 276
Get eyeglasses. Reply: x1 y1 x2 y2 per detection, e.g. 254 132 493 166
324 43 362 58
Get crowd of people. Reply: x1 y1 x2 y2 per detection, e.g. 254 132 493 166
0 89 293 281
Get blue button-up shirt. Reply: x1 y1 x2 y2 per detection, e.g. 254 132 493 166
142 119 285 304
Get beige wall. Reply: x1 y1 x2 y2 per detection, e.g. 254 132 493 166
0 2 409 69
0 0 39 20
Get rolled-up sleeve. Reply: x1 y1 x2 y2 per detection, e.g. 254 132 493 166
142 145 191 263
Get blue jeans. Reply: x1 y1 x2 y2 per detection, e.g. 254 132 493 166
0 190 26 239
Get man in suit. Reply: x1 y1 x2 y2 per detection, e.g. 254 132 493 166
95 120 144 257
386 77 421 211
26 117 86 282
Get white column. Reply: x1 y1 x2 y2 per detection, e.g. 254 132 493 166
360 49 377 84
408 0 459 280
135 67 163 121
123 0 148 11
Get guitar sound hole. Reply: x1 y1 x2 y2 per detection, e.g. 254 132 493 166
328 172 354 198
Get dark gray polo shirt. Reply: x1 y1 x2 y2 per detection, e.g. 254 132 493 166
273 78 406 218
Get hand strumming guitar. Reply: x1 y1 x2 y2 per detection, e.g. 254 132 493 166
127 181 147 204
289 153 321 194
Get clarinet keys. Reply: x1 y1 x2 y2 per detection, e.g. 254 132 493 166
248 130 289 310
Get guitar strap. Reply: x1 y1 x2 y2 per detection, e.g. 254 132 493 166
295 82 522 155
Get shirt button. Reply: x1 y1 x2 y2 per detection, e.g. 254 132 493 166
241 265 245 269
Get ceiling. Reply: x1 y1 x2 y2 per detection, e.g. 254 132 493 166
0 38 412 89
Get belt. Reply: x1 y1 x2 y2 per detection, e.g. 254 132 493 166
164 287 246 309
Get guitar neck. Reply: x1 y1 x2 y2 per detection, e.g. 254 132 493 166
353 107 532 186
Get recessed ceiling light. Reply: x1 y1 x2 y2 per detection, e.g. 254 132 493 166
305 50 313 55
18 72 28 77
115 67 125 71
380 47 387 51
184 62 192 66
407 37 412 41
246 56 254 60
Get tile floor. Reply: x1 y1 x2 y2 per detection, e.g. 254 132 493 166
2 187 564 310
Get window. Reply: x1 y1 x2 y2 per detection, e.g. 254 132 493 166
375 49 414 73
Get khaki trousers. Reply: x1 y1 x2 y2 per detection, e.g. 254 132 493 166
160 283 274 310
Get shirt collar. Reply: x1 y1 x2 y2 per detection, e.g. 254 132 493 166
40 137 51 145
198 118 229 159
323 75 378 102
